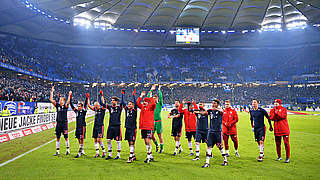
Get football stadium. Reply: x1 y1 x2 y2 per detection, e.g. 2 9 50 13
0 0 320 179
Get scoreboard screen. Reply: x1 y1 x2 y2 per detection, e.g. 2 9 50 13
176 28 200 44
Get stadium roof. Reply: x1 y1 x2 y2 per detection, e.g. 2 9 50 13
1 0 320 47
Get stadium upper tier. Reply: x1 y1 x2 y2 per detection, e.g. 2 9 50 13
0 0 320 46
1 33 319 83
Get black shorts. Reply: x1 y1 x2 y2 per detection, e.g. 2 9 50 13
92 125 104 139
195 131 208 143
75 126 86 139
125 128 137 142
141 130 152 139
207 132 223 148
107 126 122 141
254 127 266 142
171 127 182 137
185 131 196 140
55 122 68 139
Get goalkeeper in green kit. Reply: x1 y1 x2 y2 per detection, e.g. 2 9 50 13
148 84 164 153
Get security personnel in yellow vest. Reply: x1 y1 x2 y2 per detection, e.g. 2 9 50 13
34 106 39 114
44 107 49 114
1 106 11 117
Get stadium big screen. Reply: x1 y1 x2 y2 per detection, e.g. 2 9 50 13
176 28 200 44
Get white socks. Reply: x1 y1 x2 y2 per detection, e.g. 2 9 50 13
259 145 264 156
95 142 99 154
107 140 112 157
206 148 212 164
174 141 179 153
129 146 134 158
79 144 84 154
188 141 193 153
117 141 121 157
65 139 70 151
195 142 200 156
146 145 152 159
99 141 106 153
56 140 60 152
221 149 227 161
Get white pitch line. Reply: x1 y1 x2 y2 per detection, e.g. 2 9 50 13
294 131 320 137
0 119 94 168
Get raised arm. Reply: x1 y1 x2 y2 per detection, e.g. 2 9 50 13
70 94 76 112
158 85 163 105
120 89 126 109
150 97 156 110
84 93 89 110
178 102 184 114
147 84 156 98
65 91 72 108
87 97 94 111
49 86 57 107
98 90 106 108
192 100 198 110
133 89 137 110
137 91 146 109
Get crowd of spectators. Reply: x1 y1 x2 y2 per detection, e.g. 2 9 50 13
1 71 319 105
1 33 319 83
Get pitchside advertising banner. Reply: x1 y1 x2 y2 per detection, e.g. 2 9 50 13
0 101 56 115
0 112 57 133
0 100 37 116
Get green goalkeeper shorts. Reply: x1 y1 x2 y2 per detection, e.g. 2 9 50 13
153 120 163 134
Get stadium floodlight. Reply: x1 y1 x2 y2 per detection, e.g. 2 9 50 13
134 29 138 32
140 29 148 32
208 31 212 33
120 28 125 31
227 30 235 33
221 31 226 34
149 30 154 32
242 30 248 34
127 29 131 31
161 30 166 33
170 30 175 34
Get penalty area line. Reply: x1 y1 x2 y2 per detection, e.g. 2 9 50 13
0 118 94 168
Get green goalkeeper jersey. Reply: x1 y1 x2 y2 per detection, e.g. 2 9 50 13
148 89 163 121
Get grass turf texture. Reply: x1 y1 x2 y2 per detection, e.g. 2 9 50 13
0 112 319 180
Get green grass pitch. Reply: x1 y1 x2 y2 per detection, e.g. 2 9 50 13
0 111 319 180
